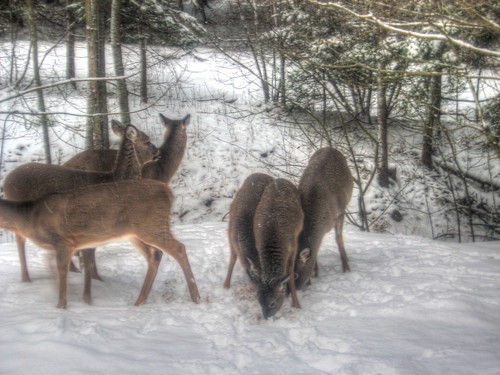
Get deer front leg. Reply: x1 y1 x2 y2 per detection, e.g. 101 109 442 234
16 234 31 283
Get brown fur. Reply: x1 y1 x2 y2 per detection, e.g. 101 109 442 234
225 174 303 319
62 113 190 305
295 147 354 290
0 180 200 308
3 122 158 291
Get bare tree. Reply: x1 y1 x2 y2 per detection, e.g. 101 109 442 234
26 0 51 163
111 0 130 124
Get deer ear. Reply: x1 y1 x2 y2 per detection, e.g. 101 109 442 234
246 257 260 282
159 113 173 128
111 120 126 137
299 248 311 264
125 125 139 141
182 114 191 126
279 275 290 285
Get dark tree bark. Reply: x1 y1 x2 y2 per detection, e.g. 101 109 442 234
85 0 109 150
27 0 51 164
111 0 130 124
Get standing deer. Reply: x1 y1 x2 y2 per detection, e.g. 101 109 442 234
3 122 158 303
0 180 200 308
295 147 353 290
225 174 303 319
62 113 190 305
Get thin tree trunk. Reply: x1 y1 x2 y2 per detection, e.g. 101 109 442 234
111 0 130 124
66 0 76 89
422 69 442 169
377 62 389 187
27 0 51 164
85 0 108 150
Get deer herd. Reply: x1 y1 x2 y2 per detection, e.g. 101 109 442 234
0 114 353 319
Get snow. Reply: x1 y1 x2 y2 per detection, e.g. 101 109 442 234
0 43 499 374
0 225 499 374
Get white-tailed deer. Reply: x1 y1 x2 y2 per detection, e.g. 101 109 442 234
0 180 200 308
225 174 303 319
3 122 158 297
62 113 190 305
295 147 353 290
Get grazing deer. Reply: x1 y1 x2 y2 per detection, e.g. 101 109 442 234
225 174 303 319
295 147 353 290
0 180 200 308
62 113 190 305
3 122 158 298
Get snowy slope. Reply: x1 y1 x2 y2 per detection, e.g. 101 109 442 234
0 43 499 374
0 223 499 374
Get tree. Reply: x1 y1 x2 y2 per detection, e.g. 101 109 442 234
84 0 109 150
27 0 51 163
111 0 130 124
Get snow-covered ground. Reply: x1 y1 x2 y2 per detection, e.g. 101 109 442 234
1 43 499 374
0 224 499 374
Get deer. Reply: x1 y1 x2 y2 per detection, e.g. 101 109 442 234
0 179 200 308
294 147 354 290
224 174 303 319
3 121 158 303
62 113 190 306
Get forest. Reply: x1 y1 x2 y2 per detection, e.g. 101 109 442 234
0 0 499 242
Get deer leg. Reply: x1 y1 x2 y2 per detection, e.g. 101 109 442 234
131 239 163 306
81 249 101 305
335 216 350 273
161 239 200 303
16 234 31 283
81 248 102 281
288 253 301 309
55 248 73 309
223 243 238 289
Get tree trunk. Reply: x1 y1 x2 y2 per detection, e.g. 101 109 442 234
138 7 148 104
422 70 442 169
85 0 109 150
27 0 51 164
377 62 389 187
65 0 76 88
111 0 130 124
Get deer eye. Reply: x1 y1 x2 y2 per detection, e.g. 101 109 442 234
269 301 277 309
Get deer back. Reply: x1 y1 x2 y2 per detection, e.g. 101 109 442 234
295 147 353 287
2 180 174 253
228 173 274 280
251 178 303 318
3 124 157 202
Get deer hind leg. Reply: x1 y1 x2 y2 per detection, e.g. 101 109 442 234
55 248 73 309
288 251 301 309
131 239 163 306
223 240 238 289
16 234 30 282
335 215 350 272
150 235 200 303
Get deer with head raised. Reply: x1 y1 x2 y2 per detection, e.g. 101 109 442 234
224 173 303 319
62 113 190 305
3 121 158 301
0 179 200 308
294 147 353 290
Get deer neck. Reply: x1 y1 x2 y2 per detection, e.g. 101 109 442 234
146 130 187 181
112 140 143 180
